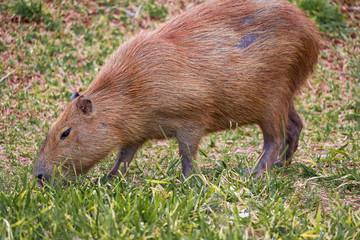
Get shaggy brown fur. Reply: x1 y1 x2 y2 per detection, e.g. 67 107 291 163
34 0 320 182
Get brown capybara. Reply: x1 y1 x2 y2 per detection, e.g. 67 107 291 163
34 0 320 184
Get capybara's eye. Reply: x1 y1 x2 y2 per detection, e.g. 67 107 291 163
60 128 71 140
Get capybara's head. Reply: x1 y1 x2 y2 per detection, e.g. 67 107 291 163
34 92 117 184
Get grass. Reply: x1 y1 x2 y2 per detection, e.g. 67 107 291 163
291 0 349 37
0 0 359 238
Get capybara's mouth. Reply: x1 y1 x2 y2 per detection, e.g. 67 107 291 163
37 177 45 187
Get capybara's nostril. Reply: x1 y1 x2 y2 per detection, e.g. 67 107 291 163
36 174 45 187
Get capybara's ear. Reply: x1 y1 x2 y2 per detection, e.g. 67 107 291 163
76 95 93 114
70 92 80 102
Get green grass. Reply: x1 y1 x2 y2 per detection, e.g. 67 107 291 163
1 0 360 239
291 0 349 37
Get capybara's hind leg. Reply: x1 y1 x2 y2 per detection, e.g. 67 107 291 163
276 104 303 166
107 145 141 180
252 121 284 176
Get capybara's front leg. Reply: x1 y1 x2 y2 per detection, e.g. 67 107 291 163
176 126 203 179
107 145 141 180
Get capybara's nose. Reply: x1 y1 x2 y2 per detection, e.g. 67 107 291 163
36 173 45 187
34 160 50 183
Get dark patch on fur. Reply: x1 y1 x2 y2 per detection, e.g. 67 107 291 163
238 34 257 49
238 17 253 25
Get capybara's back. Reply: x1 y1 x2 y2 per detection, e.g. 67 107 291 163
35 0 320 183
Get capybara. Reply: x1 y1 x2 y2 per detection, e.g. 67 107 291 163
34 0 320 183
